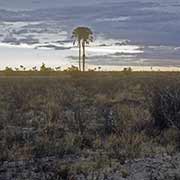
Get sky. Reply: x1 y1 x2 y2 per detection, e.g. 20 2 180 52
0 0 102 10
0 0 179 70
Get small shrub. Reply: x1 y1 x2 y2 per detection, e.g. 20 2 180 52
151 84 180 130
106 132 144 162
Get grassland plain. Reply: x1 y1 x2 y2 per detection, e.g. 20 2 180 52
0 71 180 180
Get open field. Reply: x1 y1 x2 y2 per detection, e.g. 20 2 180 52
0 72 180 179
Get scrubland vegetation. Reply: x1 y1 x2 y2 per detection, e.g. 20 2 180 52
0 71 180 178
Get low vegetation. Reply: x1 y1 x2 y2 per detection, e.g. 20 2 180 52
0 71 180 176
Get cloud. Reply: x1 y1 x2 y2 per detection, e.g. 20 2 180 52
96 16 130 22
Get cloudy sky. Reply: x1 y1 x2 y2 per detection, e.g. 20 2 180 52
0 0 102 10
0 0 179 70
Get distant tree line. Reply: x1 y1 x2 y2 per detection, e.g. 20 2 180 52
2 63 133 73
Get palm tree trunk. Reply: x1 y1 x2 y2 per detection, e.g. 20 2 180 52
82 41 86 72
78 39 81 71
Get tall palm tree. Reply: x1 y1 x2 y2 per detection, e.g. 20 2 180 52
72 27 93 71
72 28 82 71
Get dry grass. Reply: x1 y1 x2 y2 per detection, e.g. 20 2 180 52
0 72 180 164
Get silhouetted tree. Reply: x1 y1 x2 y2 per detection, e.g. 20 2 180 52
32 66 37 71
64 65 79 72
72 27 93 71
123 67 132 73
40 63 54 72
55 66 61 71
4 66 13 72
72 28 82 71
40 63 46 71
20 65 24 71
